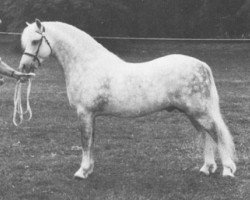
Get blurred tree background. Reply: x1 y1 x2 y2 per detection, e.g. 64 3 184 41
0 0 250 38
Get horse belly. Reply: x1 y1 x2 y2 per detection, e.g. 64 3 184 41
105 84 171 117
106 101 169 117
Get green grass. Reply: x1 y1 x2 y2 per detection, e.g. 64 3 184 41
0 41 249 200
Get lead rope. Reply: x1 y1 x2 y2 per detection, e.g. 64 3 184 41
25 79 32 120
13 79 32 126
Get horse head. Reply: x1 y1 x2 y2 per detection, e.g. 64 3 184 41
19 19 52 73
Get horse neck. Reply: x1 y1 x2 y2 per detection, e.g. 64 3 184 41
47 25 120 79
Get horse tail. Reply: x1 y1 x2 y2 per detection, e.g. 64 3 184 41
204 63 237 162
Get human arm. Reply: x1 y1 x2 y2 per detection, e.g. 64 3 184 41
0 57 21 79
0 58 34 81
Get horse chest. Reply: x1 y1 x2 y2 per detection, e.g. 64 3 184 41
67 76 111 111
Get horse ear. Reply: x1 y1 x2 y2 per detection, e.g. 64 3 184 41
35 18 45 32
35 19 41 28
26 22 31 26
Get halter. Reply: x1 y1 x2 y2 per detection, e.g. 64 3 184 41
23 30 52 67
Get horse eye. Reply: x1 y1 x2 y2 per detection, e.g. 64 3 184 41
32 40 40 45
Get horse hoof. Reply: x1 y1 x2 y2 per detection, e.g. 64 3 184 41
222 167 235 177
74 170 88 179
74 174 87 180
200 163 217 175
199 166 210 175
74 164 94 179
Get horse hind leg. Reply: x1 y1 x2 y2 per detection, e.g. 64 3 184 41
189 110 236 177
199 133 217 175
189 114 217 175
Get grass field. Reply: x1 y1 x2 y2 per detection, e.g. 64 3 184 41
0 40 249 200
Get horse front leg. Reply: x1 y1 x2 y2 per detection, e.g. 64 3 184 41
74 112 95 179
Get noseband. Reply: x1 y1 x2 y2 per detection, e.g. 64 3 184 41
23 31 52 67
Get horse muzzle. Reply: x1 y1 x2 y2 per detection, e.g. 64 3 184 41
20 63 37 73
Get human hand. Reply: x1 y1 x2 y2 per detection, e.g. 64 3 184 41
14 71 35 83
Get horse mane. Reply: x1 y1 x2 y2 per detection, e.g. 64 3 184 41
46 22 103 48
